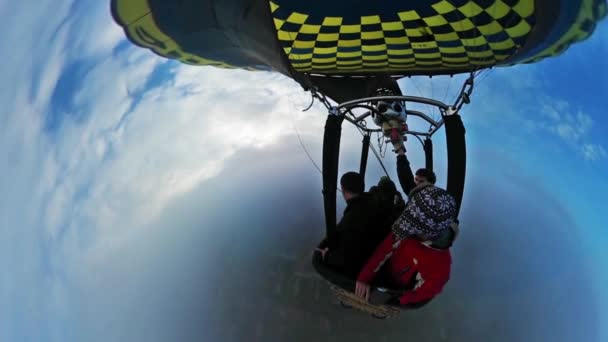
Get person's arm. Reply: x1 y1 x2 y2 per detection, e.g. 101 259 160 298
396 151 416 195
357 233 396 284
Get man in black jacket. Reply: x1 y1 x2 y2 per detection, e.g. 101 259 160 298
394 144 436 196
317 172 388 279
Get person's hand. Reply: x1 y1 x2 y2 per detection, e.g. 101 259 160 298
315 248 329 260
355 281 370 302
392 139 406 154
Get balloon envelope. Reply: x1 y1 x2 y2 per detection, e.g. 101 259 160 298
111 0 607 101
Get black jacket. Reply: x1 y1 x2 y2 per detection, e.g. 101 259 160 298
369 180 405 228
322 193 386 278
397 154 416 196
319 156 417 278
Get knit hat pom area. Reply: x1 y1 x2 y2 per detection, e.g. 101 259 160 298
393 186 457 241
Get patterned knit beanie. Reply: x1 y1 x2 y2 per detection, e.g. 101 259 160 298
392 185 457 241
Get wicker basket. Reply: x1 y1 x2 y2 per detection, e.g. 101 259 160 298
330 285 401 319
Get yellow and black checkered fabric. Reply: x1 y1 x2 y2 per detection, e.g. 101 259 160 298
519 0 607 65
111 0 255 70
271 0 536 74
112 0 605 75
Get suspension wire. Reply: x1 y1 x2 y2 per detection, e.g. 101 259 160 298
288 94 323 174
410 77 437 117
288 93 343 193
449 78 461 106
431 76 438 120
296 71 478 186
443 75 453 111
449 73 470 106
302 91 316 112
370 142 390 177
377 131 387 159
413 134 425 147
309 86 333 111
346 109 390 178
475 68 494 88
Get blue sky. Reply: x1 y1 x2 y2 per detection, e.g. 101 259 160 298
0 1 607 341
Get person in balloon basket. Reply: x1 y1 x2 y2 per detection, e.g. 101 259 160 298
354 183 457 306
317 172 407 279
317 172 389 279
354 139 458 306
392 136 437 195
368 175 406 226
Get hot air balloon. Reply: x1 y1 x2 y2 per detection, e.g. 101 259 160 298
111 0 607 317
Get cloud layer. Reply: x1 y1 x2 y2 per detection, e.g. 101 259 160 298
0 2 325 340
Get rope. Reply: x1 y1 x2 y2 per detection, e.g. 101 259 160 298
377 131 387 159
370 142 390 178
287 94 342 193
431 76 438 119
475 68 494 89
443 75 453 110
410 77 437 117
347 110 390 178
288 95 322 174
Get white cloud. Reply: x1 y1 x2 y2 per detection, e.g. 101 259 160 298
0 4 76 339
555 122 577 140
47 57 321 268
538 101 605 160
65 1 124 59
534 99 594 141
471 69 604 162
0 2 325 340
582 144 608 161
541 101 563 121
575 112 594 135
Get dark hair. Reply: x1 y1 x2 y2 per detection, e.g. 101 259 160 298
415 168 436 184
340 172 364 194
